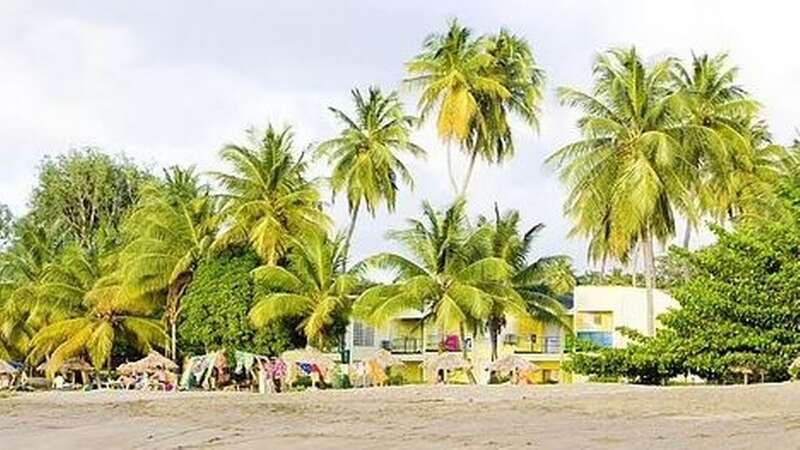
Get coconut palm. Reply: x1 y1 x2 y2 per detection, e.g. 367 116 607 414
0 226 91 359
353 199 517 358
548 47 691 336
120 168 219 360
28 274 166 376
460 29 544 195
249 231 358 347
673 53 764 247
213 125 329 265
317 87 425 267
477 205 572 360
405 20 510 194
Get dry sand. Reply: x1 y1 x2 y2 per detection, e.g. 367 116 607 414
1 383 799 449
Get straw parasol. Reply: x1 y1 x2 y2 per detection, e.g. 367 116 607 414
365 348 404 369
119 351 178 374
281 347 336 373
422 352 471 373
37 358 94 373
488 355 539 373
0 359 18 375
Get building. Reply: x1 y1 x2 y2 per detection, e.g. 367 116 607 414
345 309 567 384
571 285 679 349
343 286 679 384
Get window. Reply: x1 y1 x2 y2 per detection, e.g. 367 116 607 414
576 331 613 348
353 321 375 347
592 314 603 326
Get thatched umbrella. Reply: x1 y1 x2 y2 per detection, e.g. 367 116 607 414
790 356 800 381
37 358 94 374
365 349 404 369
730 366 755 385
281 347 335 373
423 353 471 383
120 351 178 374
0 359 18 375
488 355 539 373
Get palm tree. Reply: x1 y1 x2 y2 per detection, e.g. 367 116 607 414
28 274 165 376
673 53 763 247
120 168 219 360
460 29 544 195
249 232 358 348
548 47 691 336
317 87 425 267
213 125 330 265
405 20 510 195
0 225 90 359
353 199 517 359
477 205 572 360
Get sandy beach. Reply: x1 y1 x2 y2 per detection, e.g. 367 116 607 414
1 383 799 449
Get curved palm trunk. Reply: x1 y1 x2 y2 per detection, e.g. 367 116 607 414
446 142 459 196
459 150 479 197
642 231 656 336
682 219 692 249
166 273 193 361
342 207 360 272
488 317 501 361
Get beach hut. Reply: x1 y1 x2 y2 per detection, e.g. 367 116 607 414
37 358 94 386
422 353 472 384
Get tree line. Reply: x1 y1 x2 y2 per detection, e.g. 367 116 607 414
1 20 797 378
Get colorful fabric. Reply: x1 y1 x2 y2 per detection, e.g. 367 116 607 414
271 359 287 379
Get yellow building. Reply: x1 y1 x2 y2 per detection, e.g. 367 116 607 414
346 310 567 384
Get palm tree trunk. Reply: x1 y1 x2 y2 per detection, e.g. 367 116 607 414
459 322 468 359
170 319 177 361
419 317 426 381
342 207 360 272
682 219 692 249
630 245 638 287
460 150 479 198
641 231 656 336
488 317 500 361
446 142 459 195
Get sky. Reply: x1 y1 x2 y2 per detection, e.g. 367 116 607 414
2 1 800 270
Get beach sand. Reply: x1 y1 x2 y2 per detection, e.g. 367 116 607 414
1 382 799 449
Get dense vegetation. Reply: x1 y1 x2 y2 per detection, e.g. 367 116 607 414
568 185 800 384
1 19 798 384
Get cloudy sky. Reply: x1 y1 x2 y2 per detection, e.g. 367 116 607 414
2 1 799 269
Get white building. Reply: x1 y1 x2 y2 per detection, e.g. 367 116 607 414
570 286 679 349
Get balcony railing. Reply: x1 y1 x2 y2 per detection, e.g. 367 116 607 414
384 336 462 354
507 334 562 354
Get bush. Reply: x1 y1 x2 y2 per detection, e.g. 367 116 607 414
178 249 304 357
568 185 800 384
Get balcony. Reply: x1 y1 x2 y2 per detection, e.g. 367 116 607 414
505 334 562 354
383 336 462 354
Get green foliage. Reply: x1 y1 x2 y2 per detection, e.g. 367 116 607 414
28 148 152 252
179 250 303 356
212 125 330 266
249 232 357 348
0 204 12 249
569 186 800 384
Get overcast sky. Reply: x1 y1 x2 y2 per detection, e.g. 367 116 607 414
2 1 799 270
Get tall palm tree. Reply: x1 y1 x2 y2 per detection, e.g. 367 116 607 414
120 168 219 360
673 53 763 247
460 29 544 195
213 125 330 265
249 232 358 348
477 205 572 360
353 199 517 359
405 20 510 195
548 47 691 336
28 274 165 376
317 87 425 267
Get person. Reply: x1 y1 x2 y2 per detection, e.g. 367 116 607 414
53 374 65 390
